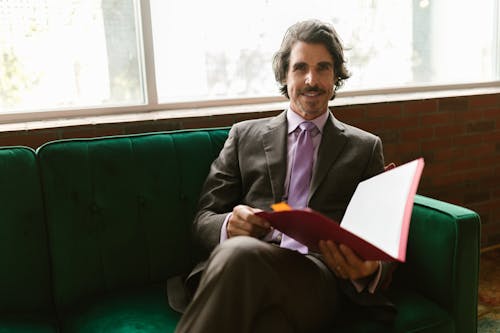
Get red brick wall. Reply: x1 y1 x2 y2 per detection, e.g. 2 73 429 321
0 93 499 247
335 94 500 247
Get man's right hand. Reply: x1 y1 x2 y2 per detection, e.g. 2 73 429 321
227 205 271 239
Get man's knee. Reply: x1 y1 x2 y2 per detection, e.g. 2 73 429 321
205 236 274 278
212 236 269 262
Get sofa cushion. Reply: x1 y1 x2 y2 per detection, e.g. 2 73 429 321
60 285 180 333
36 129 229 312
0 147 54 320
0 316 58 333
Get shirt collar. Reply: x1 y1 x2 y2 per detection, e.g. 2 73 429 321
286 107 330 134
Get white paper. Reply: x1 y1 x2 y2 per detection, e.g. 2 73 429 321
340 159 421 259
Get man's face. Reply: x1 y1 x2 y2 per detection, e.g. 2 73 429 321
285 41 336 120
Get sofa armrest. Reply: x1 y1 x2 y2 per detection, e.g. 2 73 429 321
395 195 481 333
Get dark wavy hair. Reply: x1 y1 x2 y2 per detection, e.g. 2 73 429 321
272 20 351 100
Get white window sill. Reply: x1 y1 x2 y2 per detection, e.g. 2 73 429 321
0 82 499 133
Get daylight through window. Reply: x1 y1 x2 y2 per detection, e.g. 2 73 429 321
0 0 499 115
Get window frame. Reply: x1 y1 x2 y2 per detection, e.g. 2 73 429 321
0 0 499 126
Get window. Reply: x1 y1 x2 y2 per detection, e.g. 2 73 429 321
1 0 499 116
0 0 144 113
151 0 500 102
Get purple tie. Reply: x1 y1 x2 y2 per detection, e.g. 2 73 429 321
281 121 318 253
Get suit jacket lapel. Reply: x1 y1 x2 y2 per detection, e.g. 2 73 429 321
309 112 347 201
262 111 288 203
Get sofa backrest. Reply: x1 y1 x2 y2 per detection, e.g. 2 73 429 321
36 129 229 312
0 147 54 315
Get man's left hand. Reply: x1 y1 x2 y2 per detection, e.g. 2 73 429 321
319 240 379 280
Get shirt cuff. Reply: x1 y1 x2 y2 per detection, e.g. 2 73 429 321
351 261 383 294
261 228 282 243
219 213 232 243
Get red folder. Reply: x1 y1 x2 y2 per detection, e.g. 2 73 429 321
256 158 425 262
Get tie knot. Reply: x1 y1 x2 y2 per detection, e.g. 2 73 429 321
299 122 319 136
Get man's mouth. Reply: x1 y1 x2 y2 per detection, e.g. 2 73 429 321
300 87 324 97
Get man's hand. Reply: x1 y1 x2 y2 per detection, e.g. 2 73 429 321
319 240 379 280
227 205 271 239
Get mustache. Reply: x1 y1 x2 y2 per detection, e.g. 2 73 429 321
300 86 325 94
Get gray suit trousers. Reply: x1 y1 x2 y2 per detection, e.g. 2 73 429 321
175 236 340 333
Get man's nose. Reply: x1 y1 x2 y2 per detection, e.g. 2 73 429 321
305 70 317 85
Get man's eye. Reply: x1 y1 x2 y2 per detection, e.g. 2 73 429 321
293 64 306 71
318 64 331 71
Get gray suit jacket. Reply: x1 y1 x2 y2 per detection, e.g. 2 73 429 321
193 110 385 251
168 110 395 314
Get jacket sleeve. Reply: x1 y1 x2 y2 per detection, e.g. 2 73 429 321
192 125 243 254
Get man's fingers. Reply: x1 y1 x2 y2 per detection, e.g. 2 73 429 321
319 240 348 279
319 241 379 280
327 241 348 267
339 244 363 267
228 205 271 238
319 240 334 266
339 244 379 279
229 216 251 233
246 212 271 229
233 205 270 228
227 218 250 237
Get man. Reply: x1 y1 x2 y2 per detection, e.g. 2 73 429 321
172 19 394 333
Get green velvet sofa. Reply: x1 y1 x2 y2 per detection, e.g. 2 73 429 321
0 128 481 333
